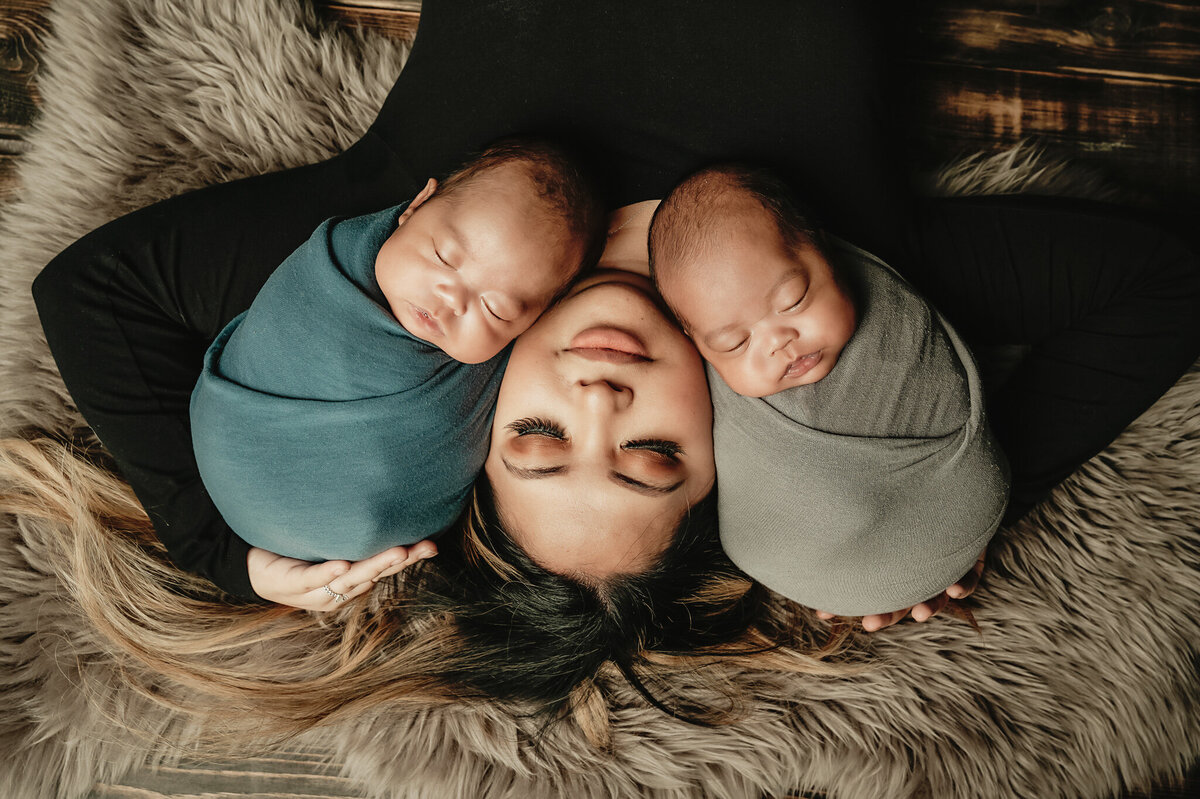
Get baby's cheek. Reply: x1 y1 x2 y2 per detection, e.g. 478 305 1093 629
710 358 760 398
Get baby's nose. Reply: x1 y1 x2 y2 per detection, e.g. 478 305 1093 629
767 326 798 355
433 281 469 315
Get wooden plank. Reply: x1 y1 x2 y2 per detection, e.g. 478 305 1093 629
0 0 51 140
900 60 1200 210
902 0 1200 82
311 0 421 41
895 1 1200 210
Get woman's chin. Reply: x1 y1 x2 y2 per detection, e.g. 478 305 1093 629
546 281 683 348
567 267 655 298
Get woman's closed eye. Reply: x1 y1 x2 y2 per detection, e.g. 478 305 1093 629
623 438 683 461
506 417 566 439
506 421 682 460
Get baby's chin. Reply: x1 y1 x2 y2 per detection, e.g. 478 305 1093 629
400 321 505 364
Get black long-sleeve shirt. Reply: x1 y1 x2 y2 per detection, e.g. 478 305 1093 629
32 0 1200 599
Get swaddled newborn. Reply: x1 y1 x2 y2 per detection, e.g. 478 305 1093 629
190 138 604 561
649 164 1010 615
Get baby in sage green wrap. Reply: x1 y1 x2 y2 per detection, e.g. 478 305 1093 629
648 164 1010 622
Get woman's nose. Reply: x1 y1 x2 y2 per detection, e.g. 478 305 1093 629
433 279 469 315
576 378 634 411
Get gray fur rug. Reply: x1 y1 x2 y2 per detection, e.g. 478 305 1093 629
1 2 1197 798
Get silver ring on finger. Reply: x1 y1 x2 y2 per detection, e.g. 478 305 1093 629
322 583 348 603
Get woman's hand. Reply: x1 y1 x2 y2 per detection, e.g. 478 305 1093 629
814 547 987 632
247 541 437 610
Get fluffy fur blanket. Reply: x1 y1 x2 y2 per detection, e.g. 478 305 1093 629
1 2 1197 798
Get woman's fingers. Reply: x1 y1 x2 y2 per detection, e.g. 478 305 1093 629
836 552 988 630
325 542 439 593
305 559 351 592
325 547 409 595
947 548 988 599
300 542 442 610
372 540 438 583
861 608 910 632
912 592 950 622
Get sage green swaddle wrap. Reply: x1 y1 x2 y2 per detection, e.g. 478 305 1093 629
190 204 507 562
711 239 1009 616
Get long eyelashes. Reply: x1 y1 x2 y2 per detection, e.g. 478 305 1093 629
506 418 683 459
506 417 566 438
623 439 683 459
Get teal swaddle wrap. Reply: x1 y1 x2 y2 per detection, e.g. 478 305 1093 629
712 238 1010 616
190 204 508 562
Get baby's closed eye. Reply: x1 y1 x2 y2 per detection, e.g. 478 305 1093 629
717 338 749 354
704 330 749 354
781 294 805 312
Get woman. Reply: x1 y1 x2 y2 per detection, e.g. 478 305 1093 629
21 0 1200 729
10 197 836 745
32 0 910 604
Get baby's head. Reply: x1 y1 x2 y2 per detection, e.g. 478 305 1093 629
376 137 605 363
649 165 857 397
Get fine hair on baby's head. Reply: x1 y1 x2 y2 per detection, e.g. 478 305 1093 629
440 136 608 284
376 135 607 363
650 164 824 291
648 164 857 397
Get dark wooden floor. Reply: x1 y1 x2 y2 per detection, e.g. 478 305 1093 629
3 0 1199 208
1 1 1197 797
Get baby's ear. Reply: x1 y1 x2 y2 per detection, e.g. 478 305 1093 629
398 178 439 224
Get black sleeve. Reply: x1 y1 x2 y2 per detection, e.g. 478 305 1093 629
33 132 417 599
905 196 1200 521
29 0 908 597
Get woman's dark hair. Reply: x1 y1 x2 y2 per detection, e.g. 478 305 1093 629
405 481 773 731
0 437 854 752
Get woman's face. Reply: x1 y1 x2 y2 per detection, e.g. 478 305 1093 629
485 268 715 578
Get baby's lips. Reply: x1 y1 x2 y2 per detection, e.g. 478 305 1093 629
783 349 823 380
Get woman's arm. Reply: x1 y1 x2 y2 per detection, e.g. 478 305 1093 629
905 195 1200 521
33 132 417 599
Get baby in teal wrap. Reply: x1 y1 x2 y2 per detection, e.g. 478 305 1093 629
648 164 1009 626
190 138 605 565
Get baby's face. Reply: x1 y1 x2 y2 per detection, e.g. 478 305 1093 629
375 172 578 364
665 217 857 397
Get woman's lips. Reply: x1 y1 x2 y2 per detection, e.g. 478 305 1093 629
568 348 648 365
784 350 822 379
568 326 649 360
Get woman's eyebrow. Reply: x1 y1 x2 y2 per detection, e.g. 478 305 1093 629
609 471 684 496
502 458 567 479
